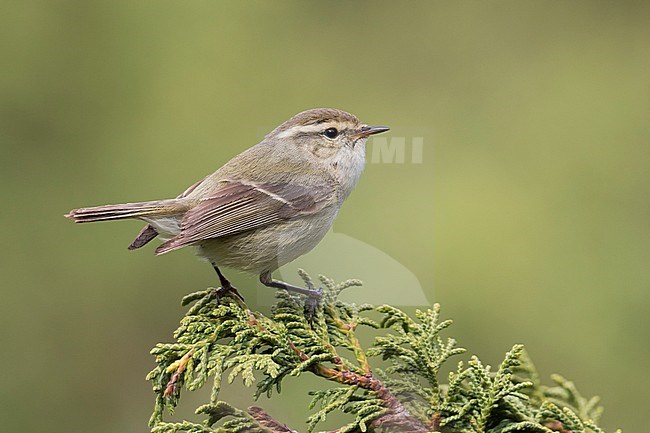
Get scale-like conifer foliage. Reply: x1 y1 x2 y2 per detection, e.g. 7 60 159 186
147 272 619 433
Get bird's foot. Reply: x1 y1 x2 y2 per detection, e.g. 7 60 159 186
211 264 245 303
215 284 245 303
303 286 323 321
259 271 323 322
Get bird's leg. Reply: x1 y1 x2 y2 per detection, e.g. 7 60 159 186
212 264 244 301
259 271 322 297
259 271 323 317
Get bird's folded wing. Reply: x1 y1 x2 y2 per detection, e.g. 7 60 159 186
155 179 335 254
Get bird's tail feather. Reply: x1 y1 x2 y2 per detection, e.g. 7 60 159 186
65 200 180 223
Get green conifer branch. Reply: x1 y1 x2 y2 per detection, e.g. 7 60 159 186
146 271 620 433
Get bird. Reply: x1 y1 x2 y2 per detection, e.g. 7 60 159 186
66 108 389 300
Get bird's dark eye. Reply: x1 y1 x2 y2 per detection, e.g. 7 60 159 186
323 127 339 139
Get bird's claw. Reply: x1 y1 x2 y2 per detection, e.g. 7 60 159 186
215 285 245 303
304 287 323 322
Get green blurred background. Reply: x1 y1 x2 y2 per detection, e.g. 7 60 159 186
1 1 648 432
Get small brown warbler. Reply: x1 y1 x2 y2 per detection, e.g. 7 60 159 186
66 108 389 299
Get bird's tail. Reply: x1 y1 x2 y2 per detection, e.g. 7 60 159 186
65 199 182 223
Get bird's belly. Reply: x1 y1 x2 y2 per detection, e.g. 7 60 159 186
197 208 337 274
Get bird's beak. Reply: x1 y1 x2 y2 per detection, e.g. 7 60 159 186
354 125 390 138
